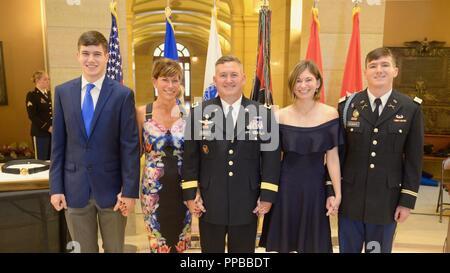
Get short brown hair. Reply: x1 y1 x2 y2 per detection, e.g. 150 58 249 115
365 47 397 67
215 55 242 66
77 31 108 53
31 70 47 83
152 58 183 80
288 60 323 101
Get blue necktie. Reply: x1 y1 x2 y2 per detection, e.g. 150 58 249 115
82 83 95 137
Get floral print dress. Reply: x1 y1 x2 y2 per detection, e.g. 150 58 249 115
140 105 191 253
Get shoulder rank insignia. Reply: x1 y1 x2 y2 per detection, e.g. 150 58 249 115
413 97 423 104
27 101 33 107
338 96 347 103
191 102 199 108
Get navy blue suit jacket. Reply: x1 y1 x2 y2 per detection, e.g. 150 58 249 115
49 76 140 208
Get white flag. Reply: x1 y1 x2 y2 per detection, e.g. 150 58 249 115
203 7 222 101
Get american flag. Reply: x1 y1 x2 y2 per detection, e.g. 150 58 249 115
106 3 123 83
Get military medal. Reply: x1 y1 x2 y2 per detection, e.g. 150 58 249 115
351 109 360 121
247 116 263 130
199 119 213 129
387 103 395 110
394 114 407 123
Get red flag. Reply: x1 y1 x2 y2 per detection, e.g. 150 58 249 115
251 6 273 105
305 7 325 102
340 6 363 97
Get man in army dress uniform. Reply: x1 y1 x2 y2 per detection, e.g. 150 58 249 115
26 71 52 160
182 55 281 253
338 47 424 253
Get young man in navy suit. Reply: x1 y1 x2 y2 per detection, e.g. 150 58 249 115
49 31 140 253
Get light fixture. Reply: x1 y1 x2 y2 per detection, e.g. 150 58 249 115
66 0 80 6
367 0 382 6
191 56 198 62
253 0 266 13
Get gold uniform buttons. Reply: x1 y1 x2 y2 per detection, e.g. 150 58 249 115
372 140 378 145
370 164 375 169
228 149 234 155
228 161 233 166
228 171 234 177
371 152 376 157
373 128 378 133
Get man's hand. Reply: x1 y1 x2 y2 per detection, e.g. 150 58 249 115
186 193 206 218
394 206 411 223
48 126 53 133
50 194 67 211
113 192 136 217
194 192 206 215
253 198 272 216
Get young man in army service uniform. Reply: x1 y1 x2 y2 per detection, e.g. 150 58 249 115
182 55 281 253
338 47 424 253
26 71 52 160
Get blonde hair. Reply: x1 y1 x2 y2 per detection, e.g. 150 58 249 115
31 70 47 84
178 85 185 105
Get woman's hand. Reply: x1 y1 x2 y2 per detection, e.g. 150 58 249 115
326 195 341 217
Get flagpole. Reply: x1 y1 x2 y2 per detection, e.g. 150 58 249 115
213 0 220 25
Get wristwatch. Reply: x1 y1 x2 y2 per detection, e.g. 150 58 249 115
1 159 50 175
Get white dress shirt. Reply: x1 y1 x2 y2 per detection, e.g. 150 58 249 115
37 87 49 98
367 89 392 116
81 74 105 110
220 95 242 127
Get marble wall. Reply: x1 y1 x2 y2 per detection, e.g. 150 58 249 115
44 0 129 90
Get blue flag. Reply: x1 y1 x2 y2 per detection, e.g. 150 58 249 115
106 1 123 83
164 15 178 61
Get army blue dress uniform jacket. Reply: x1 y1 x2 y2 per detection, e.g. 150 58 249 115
338 89 424 225
26 88 52 137
182 96 281 226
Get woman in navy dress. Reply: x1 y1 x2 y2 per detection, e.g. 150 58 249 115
261 60 342 253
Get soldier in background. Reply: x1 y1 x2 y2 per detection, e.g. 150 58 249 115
26 71 52 160
338 47 424 253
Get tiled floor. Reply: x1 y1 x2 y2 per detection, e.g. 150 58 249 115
103 185 450 253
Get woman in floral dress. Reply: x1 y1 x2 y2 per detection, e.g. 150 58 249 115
137 58 191 253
